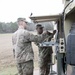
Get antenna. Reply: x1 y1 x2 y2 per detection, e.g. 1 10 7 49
30 13 33 17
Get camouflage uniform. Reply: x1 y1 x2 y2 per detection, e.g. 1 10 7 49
16 60 33 75
12 28 48 75
35 33 53 75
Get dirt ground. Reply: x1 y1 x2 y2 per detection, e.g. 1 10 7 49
0 33 39 75
0 34 15 70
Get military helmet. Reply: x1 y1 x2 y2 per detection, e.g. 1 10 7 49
17 18 27 23
36 24 44 29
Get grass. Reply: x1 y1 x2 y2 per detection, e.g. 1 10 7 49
0 33 12 36
0 61 39 75
0 66 18 75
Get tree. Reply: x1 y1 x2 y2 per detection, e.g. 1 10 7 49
10 22 18 33
0 22 3 33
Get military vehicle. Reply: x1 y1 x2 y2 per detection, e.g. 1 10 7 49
30 0 75 75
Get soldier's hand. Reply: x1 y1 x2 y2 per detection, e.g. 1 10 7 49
53 30 56 35
46 31 52 35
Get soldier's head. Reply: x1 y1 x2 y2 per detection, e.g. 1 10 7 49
36 24 44 34
17 18 27 29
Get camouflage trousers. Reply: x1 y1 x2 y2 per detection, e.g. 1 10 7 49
39 54 52 75
16 60 34 75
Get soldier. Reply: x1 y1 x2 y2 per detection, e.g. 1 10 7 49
35 24 56 75
12 18 50 75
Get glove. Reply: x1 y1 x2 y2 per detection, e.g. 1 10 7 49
46 31 52 35
53 30 56 35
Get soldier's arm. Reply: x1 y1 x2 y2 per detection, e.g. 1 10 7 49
34 35 42 46
52 30 56 37
26 31 48 43
13 49 15 58
12 36 15 58
47 30 56 40
34 42 39 46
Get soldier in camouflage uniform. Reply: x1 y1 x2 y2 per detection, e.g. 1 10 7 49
35 24 56 75
12 18 50 75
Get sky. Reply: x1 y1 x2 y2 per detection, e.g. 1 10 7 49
0 0 64 22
